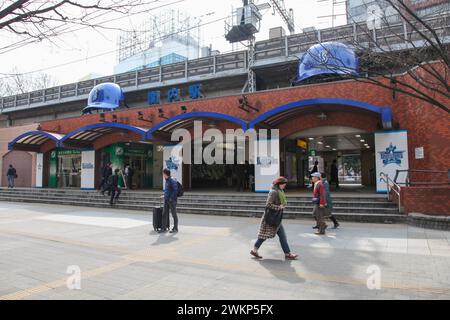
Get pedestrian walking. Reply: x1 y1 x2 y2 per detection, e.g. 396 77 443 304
161 168 179 233
109 169 122 206
308 160 319 188
100 162 113 195
313 173 340 229
235 165 245 192
6 165 17 189
250 177 298 260
311 172 328 235
124 164 134 190
330 159 340 190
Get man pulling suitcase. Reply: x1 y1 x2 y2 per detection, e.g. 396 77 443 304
158 168 180 233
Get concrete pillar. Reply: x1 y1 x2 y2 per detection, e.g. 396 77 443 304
81 150 96 190
36 153 44 188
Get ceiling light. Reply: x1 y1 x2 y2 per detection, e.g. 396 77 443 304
326 145 331 148
318 142 323 145
355 135 361 138
360 139 365 142
308 138 314 141
332 148 337 151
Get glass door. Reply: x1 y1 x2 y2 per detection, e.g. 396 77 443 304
57 154 81 188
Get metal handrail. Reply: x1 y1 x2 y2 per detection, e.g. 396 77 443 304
380 172 402 213
394 169 450 186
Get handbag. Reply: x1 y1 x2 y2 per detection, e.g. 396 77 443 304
264 207 283 227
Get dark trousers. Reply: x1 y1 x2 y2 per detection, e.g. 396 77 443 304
110 187 121 204
330 177 339 189
163 199 178 230
101 177 111 194
313 205 327 233
254 224 291 254
127 176 133 190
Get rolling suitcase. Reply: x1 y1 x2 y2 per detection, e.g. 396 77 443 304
153 199 169 231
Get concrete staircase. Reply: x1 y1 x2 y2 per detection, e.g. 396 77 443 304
0 187 405 224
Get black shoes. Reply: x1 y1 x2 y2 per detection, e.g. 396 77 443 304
169 229 178 233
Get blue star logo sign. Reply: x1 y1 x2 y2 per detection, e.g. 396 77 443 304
379 143 405 166
165 156 180 171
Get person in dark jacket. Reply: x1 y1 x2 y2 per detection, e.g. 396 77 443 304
124 164 134 190
101 162 113 196
250 177 298 260
309 160 319 188
6 165 17 189
109 169 121 205
330 159 339 190
161 168 179 233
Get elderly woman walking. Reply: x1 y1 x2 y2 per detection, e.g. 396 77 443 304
250 177 298 260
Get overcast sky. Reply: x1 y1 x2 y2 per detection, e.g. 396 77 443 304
0 0 346 86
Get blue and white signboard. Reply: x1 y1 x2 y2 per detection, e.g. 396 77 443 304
375 131 409 193
81 150 96 190
254 138 280 193
163 145 183 190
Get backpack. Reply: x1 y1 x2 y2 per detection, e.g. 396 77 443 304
176 181 184 197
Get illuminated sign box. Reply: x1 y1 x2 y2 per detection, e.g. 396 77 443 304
297 139 307 149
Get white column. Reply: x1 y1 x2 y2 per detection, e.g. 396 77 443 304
36 153 43 188
254 137 280 193
375 130 409 193
163 145 183 190
81 150 96 190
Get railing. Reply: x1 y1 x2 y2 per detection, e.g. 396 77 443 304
1 13 449 112
394 169 450 186
380 172 402 213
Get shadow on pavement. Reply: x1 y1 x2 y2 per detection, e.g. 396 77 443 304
256 259 305 283
150 232 179 246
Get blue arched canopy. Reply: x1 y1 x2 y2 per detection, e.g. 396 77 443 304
147 112 248 139
8 131 64 152
60 122 149 148
249 98 392 129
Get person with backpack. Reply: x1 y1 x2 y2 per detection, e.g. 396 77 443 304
161 168 182 233
250 177 298 260
6 165 17 189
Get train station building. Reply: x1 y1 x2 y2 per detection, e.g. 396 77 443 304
1 20 449 215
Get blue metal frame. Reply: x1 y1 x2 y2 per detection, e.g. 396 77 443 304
147 112 248 139
8 131 61 151
60 122 148 146
248 98 393 129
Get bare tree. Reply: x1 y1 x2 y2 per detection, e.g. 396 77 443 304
0 68 58 96
299 0 450 114
0 0 156 47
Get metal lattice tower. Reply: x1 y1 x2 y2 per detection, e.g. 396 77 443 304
225 0 262 93
117 9 200 63
269 0 295 34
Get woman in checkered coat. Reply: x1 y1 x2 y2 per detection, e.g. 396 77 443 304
250 177 299 260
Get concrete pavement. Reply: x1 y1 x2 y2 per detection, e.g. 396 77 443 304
0 202 449 300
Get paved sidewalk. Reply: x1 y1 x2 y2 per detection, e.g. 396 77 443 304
0 202 449 300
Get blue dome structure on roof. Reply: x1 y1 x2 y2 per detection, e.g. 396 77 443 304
82 82 125 115
297 42 360 82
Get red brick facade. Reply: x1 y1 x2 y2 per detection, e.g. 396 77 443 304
32 67 450 215
401 186 450 216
